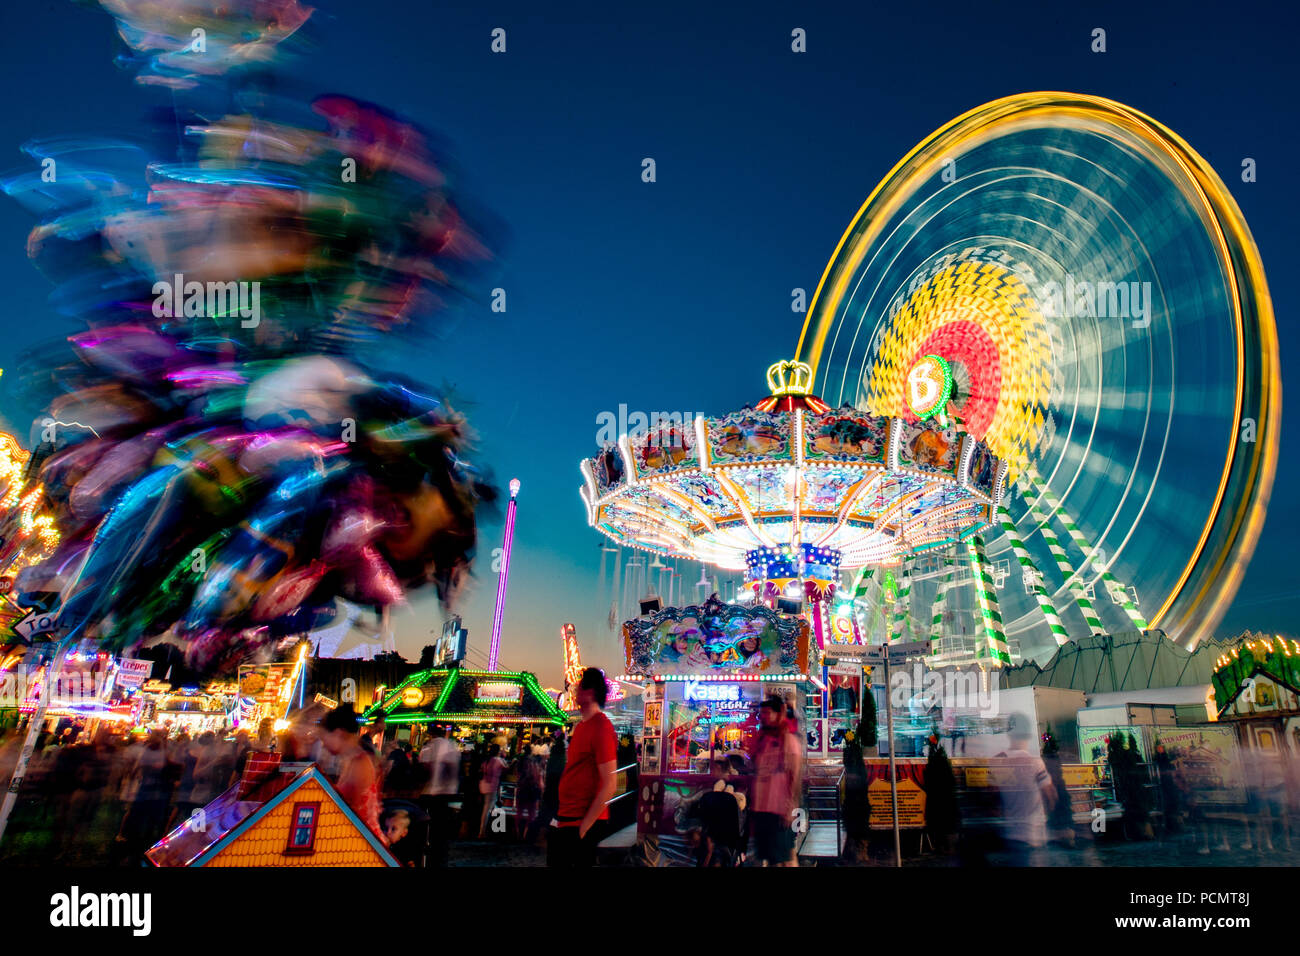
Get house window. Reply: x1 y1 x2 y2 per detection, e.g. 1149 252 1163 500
285 802 321 854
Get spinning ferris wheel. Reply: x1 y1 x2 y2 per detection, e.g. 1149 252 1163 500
797 92 1279 662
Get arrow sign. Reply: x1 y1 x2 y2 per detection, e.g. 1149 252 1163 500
863 639 931 666
13 610 60 641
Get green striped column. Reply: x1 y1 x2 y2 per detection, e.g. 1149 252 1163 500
929 550 956 642
1024 483 1105 635
1028 469 1148 631
865 597 885 645
997 505 1070 646
853 568 886 644
890 563 914 644
850 566 873 601
967 535 1011 665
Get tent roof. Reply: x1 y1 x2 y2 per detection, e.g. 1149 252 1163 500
999 630 1224 694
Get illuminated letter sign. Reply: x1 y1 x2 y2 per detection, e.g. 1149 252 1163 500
475 681 523 703
684 681 744 708
906 355 953 420
401 687 424 708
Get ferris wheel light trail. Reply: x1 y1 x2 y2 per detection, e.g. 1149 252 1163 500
487 478 521 672
791 92 1278 659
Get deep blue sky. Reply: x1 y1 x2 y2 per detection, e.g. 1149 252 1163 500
0 1 1295 685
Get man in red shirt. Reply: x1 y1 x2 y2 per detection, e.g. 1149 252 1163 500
548 668 618 867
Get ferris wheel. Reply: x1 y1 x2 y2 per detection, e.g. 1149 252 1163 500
797 92 1279 662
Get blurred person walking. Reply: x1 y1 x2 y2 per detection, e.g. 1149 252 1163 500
996 714 1057 866
477 743 508 838
748 695 803 867
319 705 385 843
532 728 566 843
187 732 222 811
841 731 870 863
514 743 543 841
695 758 743 867
165 731 198 832
418 725 461 866
120 729 177 866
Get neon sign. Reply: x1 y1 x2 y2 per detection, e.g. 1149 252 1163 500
684 681 739 702
831 610 855 644
401 687 424 708
683 681 749 711
474 681 523 704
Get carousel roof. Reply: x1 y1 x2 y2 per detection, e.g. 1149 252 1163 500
580 361 1006 572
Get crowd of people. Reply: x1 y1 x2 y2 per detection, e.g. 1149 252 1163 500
10 676 1292 869
833 713 1300 866
0 718 294 865
0 666 626 869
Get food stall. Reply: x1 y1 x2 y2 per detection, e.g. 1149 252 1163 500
1212 635 1300 756
12 644 134 737
152 686 237 735
235 643 310 732
363 664 568 750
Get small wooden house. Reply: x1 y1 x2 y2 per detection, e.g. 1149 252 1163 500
147 756 398 867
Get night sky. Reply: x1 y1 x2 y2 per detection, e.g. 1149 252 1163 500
0 1 1295 686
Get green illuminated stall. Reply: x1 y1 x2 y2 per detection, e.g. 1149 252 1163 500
363 665 568 733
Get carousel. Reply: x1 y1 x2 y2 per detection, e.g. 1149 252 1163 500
582 357 1009 660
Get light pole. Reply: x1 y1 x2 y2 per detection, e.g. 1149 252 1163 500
487 478 520 672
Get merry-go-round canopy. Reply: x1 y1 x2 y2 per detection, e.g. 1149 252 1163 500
580 359 1007 577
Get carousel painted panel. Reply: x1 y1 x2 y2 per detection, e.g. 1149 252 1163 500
707 409 791 464
623 596 809 678
619 484 697 525
591 444 626 494
804 410 889 464
896 420 962 476
853 471 928 518
630 422 699 477
800 467 865 516
742 468 789 515
966 441 999 496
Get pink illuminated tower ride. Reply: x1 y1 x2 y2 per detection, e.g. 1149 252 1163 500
487 478 521 671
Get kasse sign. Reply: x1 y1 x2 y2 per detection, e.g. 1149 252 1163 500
683 681 747 710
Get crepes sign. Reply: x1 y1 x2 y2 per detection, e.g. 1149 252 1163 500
116 658 153 689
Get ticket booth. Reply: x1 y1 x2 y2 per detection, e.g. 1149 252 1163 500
620 596 810 839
